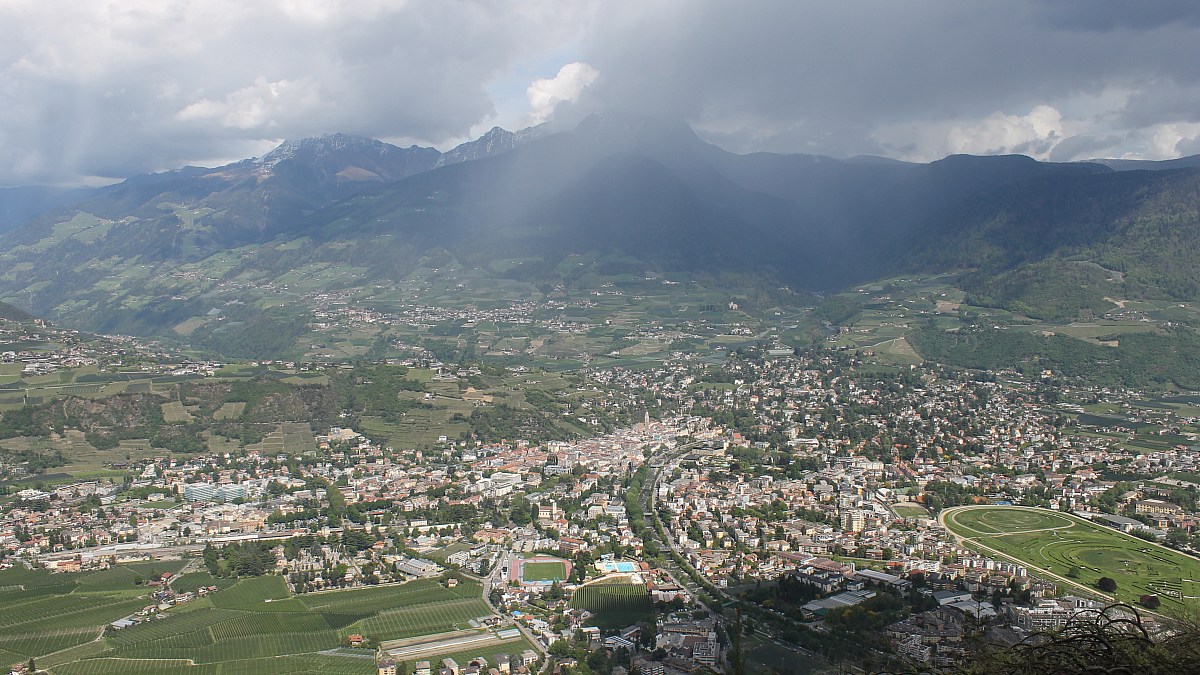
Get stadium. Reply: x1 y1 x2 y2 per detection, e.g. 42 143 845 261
510 556 573 587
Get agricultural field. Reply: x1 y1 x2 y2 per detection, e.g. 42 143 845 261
212 402 245 420
815 273 1200 387
292 263 813 369
943 506 1200 614
160 402 196 423
354 367 599 449
6 573 495 674
245 423 318 456
570 582 655 630
0 363 344 485
0 368 208 413
0 561 187 672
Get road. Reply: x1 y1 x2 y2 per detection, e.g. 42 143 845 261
643 449 708 599
474 551 552 674
641 442 829 666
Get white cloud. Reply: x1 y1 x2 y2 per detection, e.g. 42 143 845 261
177 77 321 131
945 105 1066 158
1147 121 1200 159
527 62 599 124
0 0 593 184
874 105 1068 162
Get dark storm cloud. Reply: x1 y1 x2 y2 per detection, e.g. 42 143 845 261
3 1 1200 185
572 1 1200 160
1031 0 1200 32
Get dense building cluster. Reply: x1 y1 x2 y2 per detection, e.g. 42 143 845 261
4 346 1200 674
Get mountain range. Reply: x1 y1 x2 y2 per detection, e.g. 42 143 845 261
1 113 1199 352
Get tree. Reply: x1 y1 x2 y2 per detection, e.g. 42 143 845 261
1139 594 1161 610
203 542 220 575
960 603 1200 674
1097 577 1117 593
510 496 532 526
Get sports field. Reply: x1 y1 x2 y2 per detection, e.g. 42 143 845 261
892 504 930 519
522 562 567 582
513 557 572 586
943 506 1200 613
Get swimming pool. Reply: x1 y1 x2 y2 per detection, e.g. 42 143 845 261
599 561 637 573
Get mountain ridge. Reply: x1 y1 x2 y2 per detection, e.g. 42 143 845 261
0 115 1198 354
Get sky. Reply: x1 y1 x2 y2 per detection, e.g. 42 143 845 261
3 0 1200 186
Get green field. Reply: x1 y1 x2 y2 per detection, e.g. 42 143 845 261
521 561 568 583
892 504 929 518
0 562 187 671
0 568 493 674
944 506 1200 613
569 583 655 630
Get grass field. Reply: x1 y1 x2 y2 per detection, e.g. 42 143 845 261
569 583 654 630
520 560 568 583
892 504 929 518
944 506 1200 613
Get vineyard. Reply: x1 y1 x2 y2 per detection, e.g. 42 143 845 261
0 566 496 674
570 583 655 630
